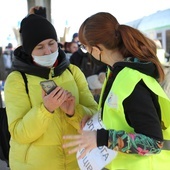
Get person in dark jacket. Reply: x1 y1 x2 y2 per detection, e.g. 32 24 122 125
70 48 107 102
70 48 106 78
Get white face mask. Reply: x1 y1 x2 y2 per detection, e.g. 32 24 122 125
32 50 59 67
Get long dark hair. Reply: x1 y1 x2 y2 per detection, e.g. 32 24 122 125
78 12 164 82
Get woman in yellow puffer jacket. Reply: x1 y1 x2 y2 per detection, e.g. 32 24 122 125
4 14 98 170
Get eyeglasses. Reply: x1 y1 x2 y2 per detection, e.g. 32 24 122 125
80 44 87 53
80 44 102 54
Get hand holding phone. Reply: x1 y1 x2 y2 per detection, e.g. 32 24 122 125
40 80 75 115
40 80 57 94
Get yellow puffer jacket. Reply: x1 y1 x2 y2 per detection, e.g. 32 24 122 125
4 64 98 170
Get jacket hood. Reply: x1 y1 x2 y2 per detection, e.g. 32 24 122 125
113 57 159 79
12 46 70 79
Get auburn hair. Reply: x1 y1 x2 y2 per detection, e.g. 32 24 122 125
78 12 164 82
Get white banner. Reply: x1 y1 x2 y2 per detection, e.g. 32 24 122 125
77 111 117 170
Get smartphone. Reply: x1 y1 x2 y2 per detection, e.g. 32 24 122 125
40 80 57 94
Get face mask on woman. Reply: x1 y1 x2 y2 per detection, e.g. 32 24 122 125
89 53 105 66
32 50 59 67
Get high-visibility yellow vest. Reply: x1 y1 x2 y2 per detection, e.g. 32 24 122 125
99 67 170 170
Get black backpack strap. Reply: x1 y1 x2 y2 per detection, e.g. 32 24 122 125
0 71 28 165
67 66 72 74
19 71 28 94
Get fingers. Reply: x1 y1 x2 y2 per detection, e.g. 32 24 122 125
63 132 95 160
63 133 82 149
42 89 46 97
63 142 90 160
63 135 85 155
50 86 62 97
63 140 80 149
68 146 79 154
63 135 81 154
63 134 81 140
49 87 67 104
50 88 72 100
65 91 74 100
43 85 73 100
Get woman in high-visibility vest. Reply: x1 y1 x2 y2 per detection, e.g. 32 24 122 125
63 12 170 170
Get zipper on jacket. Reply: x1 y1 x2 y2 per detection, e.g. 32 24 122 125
51 67 55 77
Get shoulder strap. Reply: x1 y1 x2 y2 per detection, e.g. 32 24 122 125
19 71 28 94
67 67 72 74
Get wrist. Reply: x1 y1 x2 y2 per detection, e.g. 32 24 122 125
44 104 54 113
66 111 75 117
66 114 73 117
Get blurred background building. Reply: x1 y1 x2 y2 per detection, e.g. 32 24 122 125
127 8 170 62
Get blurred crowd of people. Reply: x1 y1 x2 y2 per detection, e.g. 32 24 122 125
0 43 14 107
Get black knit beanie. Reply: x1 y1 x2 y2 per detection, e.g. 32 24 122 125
20 14 58 55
